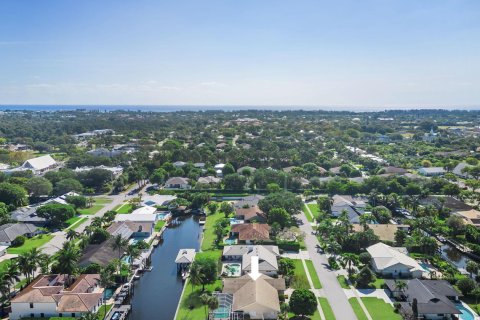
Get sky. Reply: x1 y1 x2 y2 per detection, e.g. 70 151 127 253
0 0 479 109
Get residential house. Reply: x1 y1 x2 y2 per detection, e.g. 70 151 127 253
230 224 271 244
74 165 124 177
164 177 190 189
385 279 462 320
173 161 187 168
331 195 367 224
11 206 47 226
455 209 480 228
234 195 265 209
87 148 123 158
234 205 267 223
107 221 154 239
10 274 104 320
222 245 280 276
79 237 124 267
114 212 157 223
219 257 286 320
21 155 58 174
0 223 39 246
47 192 80 205
423 128 439 142
419 196 472 212
352 224 409 242
381 166 408 175
197 176 221 186
367 243 424 278
418 167 445 176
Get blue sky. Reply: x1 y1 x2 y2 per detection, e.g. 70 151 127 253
0 0 479 108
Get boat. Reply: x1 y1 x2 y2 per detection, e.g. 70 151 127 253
145 266 154 272
199 219 206 225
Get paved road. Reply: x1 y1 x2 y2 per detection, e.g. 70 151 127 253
297 212 357 320
40 184 147 255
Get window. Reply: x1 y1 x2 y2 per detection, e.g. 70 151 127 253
41 313 44 318
59 313 63 317
30 303 34 308
72 313 75 317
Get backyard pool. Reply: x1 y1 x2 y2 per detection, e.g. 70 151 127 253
222 263 241 277
456 303 476 320
224 237 237 245
103 287 115 299
157 212 170 220
229 218 244 225
419 262 430 272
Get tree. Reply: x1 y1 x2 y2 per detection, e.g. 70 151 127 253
66 229 79 241
192 256 217 291
268 207 290 228
317 196 331 213
126 244 141 270
3 260 20 293
207 202 218 215
220 202 234 217
394 229 408 246
99 268 114 319
56 241 80 286
200 293 219 318
0 202 10 225
371 206 392 224
223 174 246 190
111 234 129 272
25 176 53 197
356 266 376 288
457 278 476 296
289 289 317 318
447 215 466 236
278 258 295 280
222 163 235 175
190 192 210 209
188 261 204 293
54 178 84 195
0 182 28 208
66 195 87 208
80 313 98 320
150 168 168 184
466 261 479 278
36 203 76 229
395 280 408 295
341 253 357 276
258 191 303 216
267 183 281 193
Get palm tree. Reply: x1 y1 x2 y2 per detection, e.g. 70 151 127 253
188 262 204 293
200 293 211 318
206 295 219 318
3 260 20 293
84 225 95 237
38 253 52 274
91 217 104 228
27 248 41 279
111 235 128 274
99 268 114 320
66 229 79 241
79 313 98 320
17 252 36 283
57 241 80 286
341 253 357 276
395 280 408 298
126 244 141 270
359 213 375 231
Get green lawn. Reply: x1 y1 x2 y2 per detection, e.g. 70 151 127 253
97 304 113 320
319 297 336 320
176 279 223 320
371 278 385 289
337 275 350 289
154 220 166 231
71 217 88 230
291 259 310 289
78 197 112 215
201 210 225 251
115 203 133 214
305 260 322 289
303 203 320 222
0 259 11 272
7 234 54 254
66 216 82 226
362 298 401 320
303 204 314 222
349 298 369 320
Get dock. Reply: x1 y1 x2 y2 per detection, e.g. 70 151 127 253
105 304 131 320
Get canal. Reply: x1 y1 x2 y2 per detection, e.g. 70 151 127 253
130 216 201 320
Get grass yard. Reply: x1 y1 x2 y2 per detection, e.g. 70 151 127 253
291 259 310 290
319 298 336 320
289 309 321 320
0 259 12 272
305 260 322 289
371 278 385 289
71 217 88 230
303 203 320 222
337 275 350 289
349 298 369 320
176 279 223 320
201 210 225 251
97 304 113 320
115 203 133 214
362 297 401 319
154 220 165 231
78 197 112 215
303 204 314 222
7 234 54 254
66 216 82 226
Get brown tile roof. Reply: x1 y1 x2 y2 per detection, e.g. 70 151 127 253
234 206 266 221
231 223 270 241
12 274 103 313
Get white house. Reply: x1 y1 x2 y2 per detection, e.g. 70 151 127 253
21 155 58 174
164 177 190 189
222 245 280 276
114 213 157 223
418 167 445 176
10 274 104 320
367 243 423 278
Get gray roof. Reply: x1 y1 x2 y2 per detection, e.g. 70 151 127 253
386 279 461 315
453 162 472 177
234 195 265 208
223 245 280 273
79 238 122 267
0 223 38 242
11 207 47 224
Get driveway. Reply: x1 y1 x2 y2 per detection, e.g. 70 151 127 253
297 212 357 319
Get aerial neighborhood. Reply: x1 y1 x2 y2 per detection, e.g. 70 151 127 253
0 110 480 320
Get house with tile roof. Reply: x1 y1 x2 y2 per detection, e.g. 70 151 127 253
234 205 267 223
230 224 271 244
10 274 104 320
223 245 280 276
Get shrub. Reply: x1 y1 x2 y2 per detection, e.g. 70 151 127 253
11 235 26 247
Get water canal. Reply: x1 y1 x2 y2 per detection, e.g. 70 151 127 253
130 216 201 320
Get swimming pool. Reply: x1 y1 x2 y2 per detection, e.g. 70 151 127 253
419 262 430 272
222 263 241 277
213 307 230 319
103 287 115 299
229 218 244 225
224 238 237 245
456 303 476 320
157 212 170 220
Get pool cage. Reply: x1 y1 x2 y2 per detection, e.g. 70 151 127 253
209 293 244 320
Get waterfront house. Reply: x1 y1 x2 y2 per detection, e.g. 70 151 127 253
230 224 271 244
107 221 154 238
367 243 423 278
10 274 104 320
222 245 280 276
218 257 285 319
79 237 124 267
114 212 157 223
454 209 480 228
0 223 39 246
164 177 190 189
234 205 267 223
385 279 462 320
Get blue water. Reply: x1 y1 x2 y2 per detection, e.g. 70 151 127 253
144 200 156 206
229 218 243 225
419 262 430 272
224 238 237 245
456 303 475 320
157 212 168 220
103 287 115 299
